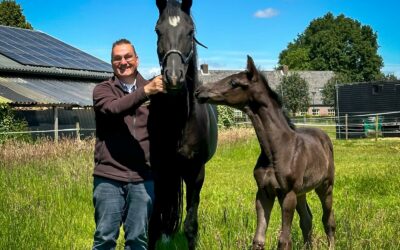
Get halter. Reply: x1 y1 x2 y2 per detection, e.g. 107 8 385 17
159 41 194 69
159 37 207 70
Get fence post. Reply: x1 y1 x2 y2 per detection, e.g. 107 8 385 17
75 121 81 142
345 114 348 140
53 106 58 143
375 114 378 141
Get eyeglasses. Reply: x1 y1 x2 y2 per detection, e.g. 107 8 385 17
112 54 137 64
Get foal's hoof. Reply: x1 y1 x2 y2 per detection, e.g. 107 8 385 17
252 241 265 250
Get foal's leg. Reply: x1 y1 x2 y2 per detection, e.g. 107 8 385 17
252 188 275 250
296 194 313 247
182 163 205 250
315 184 336 249
277 191 297 250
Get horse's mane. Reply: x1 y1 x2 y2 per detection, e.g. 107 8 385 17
258 71 296 130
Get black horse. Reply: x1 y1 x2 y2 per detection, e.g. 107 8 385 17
148 0 218 249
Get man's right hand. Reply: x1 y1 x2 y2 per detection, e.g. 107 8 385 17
144 75 166 96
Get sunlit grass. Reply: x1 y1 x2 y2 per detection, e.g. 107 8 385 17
1 130 399 249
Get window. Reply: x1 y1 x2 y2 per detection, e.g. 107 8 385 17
328 109 335 116
234 110 244 118
372 85 383 95
312 108 320 116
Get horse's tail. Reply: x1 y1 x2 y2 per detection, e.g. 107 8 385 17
154 172 183 236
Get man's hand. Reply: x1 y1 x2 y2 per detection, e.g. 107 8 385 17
144 75 166 96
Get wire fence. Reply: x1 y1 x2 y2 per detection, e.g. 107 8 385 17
1 111 400 140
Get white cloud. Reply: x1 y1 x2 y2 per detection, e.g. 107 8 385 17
141 67 161 79
254 8 279 18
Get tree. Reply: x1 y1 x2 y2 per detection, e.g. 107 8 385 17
321 73 352 106
275 73 310 116
278 12 383 82
0 0 33 29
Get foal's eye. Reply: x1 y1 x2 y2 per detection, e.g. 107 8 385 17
229 80 238 87
187 30 194 37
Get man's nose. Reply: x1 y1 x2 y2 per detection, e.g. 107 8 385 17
120 57 127 64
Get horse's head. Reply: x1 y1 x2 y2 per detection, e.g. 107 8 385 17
156 0 195 91
196 56 268 110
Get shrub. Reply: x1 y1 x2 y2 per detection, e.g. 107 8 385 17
216 105 235 128
0 103 31 143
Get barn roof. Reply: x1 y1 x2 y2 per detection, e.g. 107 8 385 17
0 76 97 107
0 25 112 107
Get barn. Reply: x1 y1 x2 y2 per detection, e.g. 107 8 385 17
0 25 112 139
336 81 400 138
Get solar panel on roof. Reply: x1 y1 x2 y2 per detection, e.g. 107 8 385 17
0 25 112 72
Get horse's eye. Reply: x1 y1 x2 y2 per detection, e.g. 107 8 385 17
229 80 238 87
155 29 161 36
188 30 194 37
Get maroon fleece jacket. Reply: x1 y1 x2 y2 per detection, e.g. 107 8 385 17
92 73 152 182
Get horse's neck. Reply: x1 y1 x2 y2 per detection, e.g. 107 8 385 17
245 101 295 161
185 55 199 113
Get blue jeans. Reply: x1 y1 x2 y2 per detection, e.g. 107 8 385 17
92 176 155 250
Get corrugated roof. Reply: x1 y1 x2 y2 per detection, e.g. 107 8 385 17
0 54 113 80
0 76 99 106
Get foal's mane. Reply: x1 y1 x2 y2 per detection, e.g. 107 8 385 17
258 71 296 130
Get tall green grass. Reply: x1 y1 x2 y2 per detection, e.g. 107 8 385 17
1 130 399 249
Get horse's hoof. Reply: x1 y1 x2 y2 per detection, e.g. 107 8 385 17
252 240 265 250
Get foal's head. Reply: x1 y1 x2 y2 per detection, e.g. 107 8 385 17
156 0 195 91
196 56 278 110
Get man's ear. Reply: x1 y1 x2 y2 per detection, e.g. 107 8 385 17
246 55 258 82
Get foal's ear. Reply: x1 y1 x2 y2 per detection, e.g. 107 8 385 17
246 55 259 82
156 0 167 15
181 0 192 14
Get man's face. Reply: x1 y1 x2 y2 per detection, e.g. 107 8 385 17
111 43 138 79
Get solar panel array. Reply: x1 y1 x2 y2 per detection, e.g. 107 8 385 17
0 26 112 72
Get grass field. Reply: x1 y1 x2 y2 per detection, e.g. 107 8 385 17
1 128 399 249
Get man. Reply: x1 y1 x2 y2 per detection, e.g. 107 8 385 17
92 38 165 249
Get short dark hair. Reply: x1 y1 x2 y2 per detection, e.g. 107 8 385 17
111 38 137 58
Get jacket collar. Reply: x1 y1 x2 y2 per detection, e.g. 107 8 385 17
111 71 147 89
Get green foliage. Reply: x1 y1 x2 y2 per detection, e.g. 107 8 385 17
216 105 235 128
1 135 400 249
0 0 33 29
0 103 30 143
278 12 383 82
321 73 353 106
275 73 310 115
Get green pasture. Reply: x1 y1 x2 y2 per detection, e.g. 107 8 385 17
0 129 399 249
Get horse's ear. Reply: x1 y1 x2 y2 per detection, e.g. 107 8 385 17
246 55 258 82
156 0 167 15
181 0 192 14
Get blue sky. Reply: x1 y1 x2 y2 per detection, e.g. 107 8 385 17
17 0 400 78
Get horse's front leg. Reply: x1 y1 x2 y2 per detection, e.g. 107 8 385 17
253 166 276 250
252 187 275 250
277 191 297 250
182 163 205 250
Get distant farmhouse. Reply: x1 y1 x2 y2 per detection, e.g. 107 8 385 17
198 64 336 117
0 25 112 139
